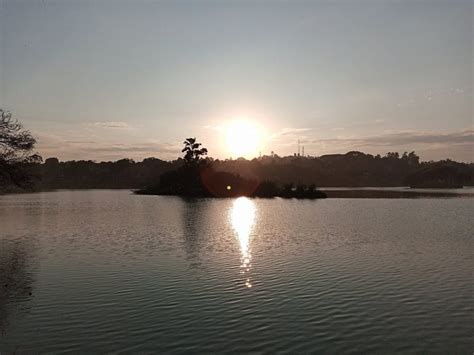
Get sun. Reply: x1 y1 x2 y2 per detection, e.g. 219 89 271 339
225 120 262 158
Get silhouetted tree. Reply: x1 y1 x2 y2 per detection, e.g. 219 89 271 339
182 138 208 164
385 152 399 159
139 138 210 196
408 151 420 165
404 163 469 188
0 109 42 188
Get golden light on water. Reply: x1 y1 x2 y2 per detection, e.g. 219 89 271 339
230 197 256 288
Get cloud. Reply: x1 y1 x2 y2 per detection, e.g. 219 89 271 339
311 129 473 147
203 124 224 132
64 140 96 144
85 142 181 154
270 127 312 141
35 132 182 161
93 121 131 129
277 127 312 136
292 128 473 161
34 128 473 162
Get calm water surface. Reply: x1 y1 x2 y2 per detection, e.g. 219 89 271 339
0 190 472 353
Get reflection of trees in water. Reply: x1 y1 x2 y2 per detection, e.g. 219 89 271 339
0 239 34 335
180 198 210 267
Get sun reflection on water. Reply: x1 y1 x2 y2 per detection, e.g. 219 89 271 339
230 197 256 288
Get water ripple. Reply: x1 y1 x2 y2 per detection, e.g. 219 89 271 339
0 191 472 353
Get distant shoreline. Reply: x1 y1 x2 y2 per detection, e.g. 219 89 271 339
321 187 474 199
2 187 473 199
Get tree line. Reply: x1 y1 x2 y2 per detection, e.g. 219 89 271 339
1 110 473 192
3 148 470 192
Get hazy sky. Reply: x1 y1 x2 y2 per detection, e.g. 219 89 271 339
1 0 472 161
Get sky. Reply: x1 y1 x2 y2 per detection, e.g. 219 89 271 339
1 0 472 162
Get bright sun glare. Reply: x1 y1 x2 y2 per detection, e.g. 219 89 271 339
225 120 262 158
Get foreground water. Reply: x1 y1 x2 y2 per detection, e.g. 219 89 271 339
0 190 472 353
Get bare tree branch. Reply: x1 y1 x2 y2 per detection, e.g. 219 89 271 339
0 109 42 188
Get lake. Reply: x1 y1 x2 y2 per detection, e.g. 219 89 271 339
0 190 472 353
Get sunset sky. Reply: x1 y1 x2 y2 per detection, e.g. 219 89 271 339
1 0 472 162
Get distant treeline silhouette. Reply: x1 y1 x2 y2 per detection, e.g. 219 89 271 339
2 110 472 194
136 161 327 198
2 149 472 193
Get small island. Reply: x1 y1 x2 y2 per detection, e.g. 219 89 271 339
136 138 327 199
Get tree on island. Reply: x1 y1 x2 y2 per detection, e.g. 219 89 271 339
182 137 208 164
138 138 211 196
137 137 326 199
0 109 42 189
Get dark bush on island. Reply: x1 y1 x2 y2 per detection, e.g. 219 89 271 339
278 183 326 199
136 165 327 199
253 181 279 197
139 164 210 197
